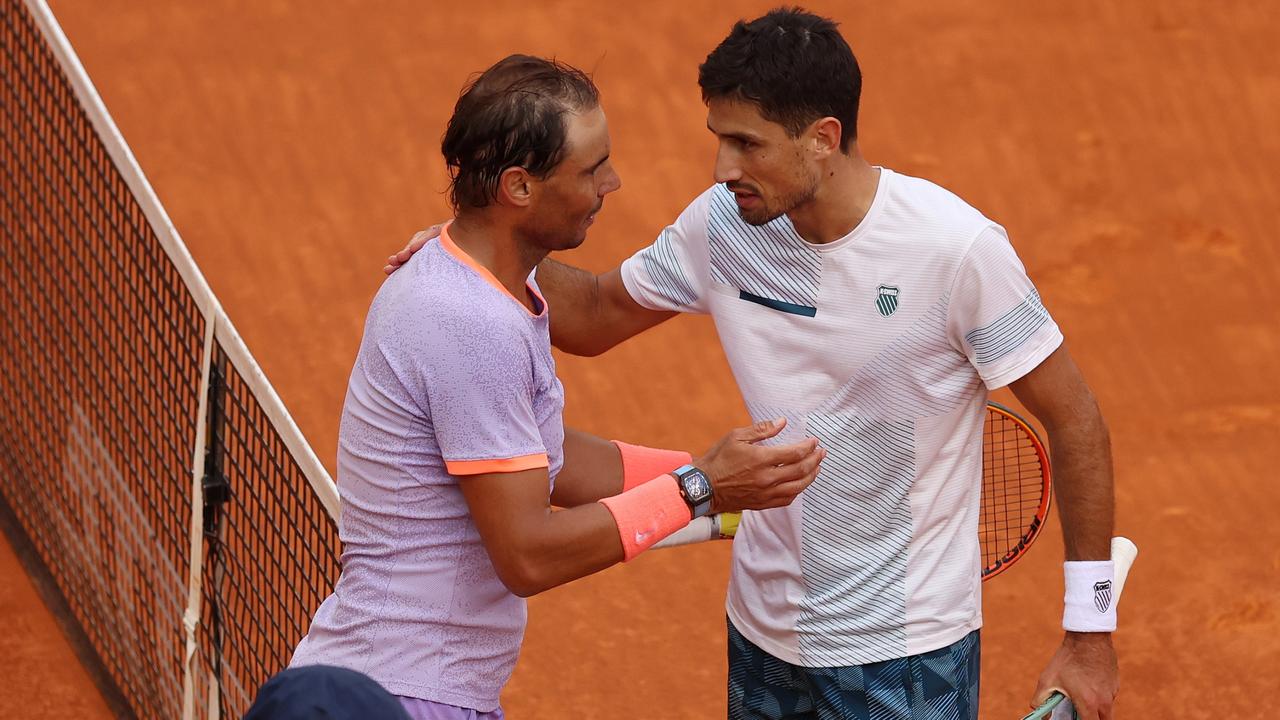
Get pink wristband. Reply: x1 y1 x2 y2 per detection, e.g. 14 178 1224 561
611 440 692 492
598 474 692 561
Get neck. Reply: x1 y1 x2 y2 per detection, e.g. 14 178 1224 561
449 212 548 311
786 149 880 245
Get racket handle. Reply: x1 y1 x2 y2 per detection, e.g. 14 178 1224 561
1029 537 1139 720
652 515 719 549
1021 692 1066 720
651 512 741 549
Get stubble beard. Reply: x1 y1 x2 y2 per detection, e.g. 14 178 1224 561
738 173 821 227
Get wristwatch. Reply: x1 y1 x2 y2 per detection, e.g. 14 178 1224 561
672 464 713 519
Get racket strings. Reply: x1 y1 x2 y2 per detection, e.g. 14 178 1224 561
980 407 1048 578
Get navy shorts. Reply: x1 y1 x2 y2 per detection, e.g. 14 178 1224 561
727 619 980 720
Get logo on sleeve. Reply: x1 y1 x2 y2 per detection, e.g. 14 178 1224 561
876 285 900 317
1093 580 1113 612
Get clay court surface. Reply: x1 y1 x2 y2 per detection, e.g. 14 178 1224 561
4 1 1277 717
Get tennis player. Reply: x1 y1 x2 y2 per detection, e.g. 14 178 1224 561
288 55 825 720
388 9 1120 720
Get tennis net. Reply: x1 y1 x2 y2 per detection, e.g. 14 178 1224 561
0 1 342 717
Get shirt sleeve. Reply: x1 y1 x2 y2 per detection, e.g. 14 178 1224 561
417 314 549 475
946 225 1063 390
619 188 714 314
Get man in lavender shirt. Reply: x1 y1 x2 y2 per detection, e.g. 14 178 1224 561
287 55 825 719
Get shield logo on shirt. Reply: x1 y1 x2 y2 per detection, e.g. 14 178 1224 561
876 285 900 317
1093 580 1113 613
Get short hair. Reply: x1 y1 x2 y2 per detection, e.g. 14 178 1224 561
698 7 861 151
442 54 599 210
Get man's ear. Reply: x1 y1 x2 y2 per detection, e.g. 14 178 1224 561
809 117 843 159
497 166 534 207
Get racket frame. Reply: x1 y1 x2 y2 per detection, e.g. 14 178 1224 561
981 401 1054 581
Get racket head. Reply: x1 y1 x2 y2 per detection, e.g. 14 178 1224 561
980 401 1053 581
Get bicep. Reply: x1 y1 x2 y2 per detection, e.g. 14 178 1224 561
458 466 628 596
948 228 1060 379
541 260 674 356
458 468 553 573
1008 345 1100 432
596 267 677 345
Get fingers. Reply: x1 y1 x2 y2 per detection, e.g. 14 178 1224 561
730 417 787 443
408 228 434 251
749 449 824 509
1065 689 1111 720
1029 681 1061 709
385 225 444 275
751 460 822 509
767 437 821 465
765 446 825 484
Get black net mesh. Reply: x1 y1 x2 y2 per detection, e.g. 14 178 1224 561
197 346 341 718
1 2 342 717
1 1 203 716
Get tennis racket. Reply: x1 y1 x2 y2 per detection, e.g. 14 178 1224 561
656 401 1054 582
1021 536 1138 720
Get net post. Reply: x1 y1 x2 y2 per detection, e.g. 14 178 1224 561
181 317 216 720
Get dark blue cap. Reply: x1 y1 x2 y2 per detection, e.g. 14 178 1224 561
244 665 411 720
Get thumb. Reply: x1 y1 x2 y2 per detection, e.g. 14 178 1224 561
733 417 787 443
1030 684 1067 710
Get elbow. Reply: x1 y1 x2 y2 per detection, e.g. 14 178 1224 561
550 334 614 358
1079 392 1110 440
494 556 553 598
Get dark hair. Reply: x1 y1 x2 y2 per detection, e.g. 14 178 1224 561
698 7 861 151
442 55 599 210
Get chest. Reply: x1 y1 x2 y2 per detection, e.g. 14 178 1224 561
703 239 968 412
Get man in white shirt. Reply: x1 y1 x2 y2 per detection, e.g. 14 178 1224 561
388 8 1119 719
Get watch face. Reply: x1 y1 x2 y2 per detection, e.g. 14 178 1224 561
684 471 711 502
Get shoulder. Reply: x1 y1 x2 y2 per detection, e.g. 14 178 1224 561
880 169 995 235
370 242 531 351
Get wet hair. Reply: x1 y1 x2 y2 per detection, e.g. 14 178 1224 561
442 54 599 209
698 7 861 151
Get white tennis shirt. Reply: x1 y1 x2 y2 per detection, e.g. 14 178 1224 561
621 168 1062 666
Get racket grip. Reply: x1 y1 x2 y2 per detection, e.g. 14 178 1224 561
1021 692 1066 720
651 515 719 549
1050 696 1075 720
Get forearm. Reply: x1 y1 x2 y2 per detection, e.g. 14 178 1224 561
1046 397 1114 561
553 429 694 507
551 428 625 506
497 503 625 597
467 462 693 597
538 258 675 356
1009 346 1115 561
537 258 611 355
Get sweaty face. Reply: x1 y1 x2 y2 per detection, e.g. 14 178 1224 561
706 97 821 226
520 105 622 251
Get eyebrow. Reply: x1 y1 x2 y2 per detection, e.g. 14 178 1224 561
706 122 760 144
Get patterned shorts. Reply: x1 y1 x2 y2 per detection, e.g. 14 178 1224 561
727 619 980 720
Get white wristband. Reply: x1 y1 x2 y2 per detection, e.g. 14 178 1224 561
1062 560 1117 632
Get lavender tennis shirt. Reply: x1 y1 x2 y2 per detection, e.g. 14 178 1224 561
291 227 565 712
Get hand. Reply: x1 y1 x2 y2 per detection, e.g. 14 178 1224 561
695 418 825 514
1031 632 1119 719
383 223 444 275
